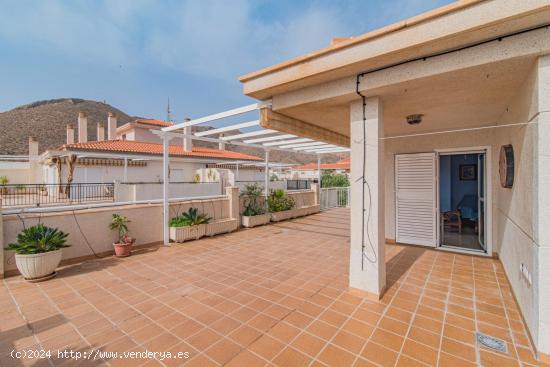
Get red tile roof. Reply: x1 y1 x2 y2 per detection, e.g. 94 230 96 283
295 157 350 171
134 118 173 127
62 140 262 161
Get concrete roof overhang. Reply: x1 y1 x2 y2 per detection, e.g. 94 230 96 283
240 0 550 99
239 0 550 143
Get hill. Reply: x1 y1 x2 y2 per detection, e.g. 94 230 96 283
0 98 346 164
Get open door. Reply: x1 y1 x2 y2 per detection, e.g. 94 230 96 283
395 153 437 247
478 153 487 252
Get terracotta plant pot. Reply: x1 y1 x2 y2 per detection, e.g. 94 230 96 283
15 249 63 281
113 240 133 257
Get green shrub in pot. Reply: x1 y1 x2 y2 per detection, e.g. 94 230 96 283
6 224 70 281
170 208 211 242
267 189 295 213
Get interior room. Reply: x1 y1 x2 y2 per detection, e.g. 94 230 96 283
439 153 484 251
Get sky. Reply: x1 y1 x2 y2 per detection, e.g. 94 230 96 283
0 0 453 122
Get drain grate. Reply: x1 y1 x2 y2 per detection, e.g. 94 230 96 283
476 332 507 353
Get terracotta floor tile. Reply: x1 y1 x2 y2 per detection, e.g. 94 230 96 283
332 330 366 354
370 328 405 352
187 328 221 351
317 344 356 367
225 350 266 367
401 339 438 366
1 209 538 367
440 337 476 362
249 335 285 360
268 322 301 344
205 337 242 365
396 355 429 367
291 332 326 357
273 347 312 367
361 342 398 367
407 326 441 350
479 350 521 367
229 325 263 347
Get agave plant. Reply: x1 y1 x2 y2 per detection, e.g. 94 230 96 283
6 224 70 254
170 207 211 227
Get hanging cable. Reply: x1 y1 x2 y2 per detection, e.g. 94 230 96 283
355 75 377 268
72 210 104 259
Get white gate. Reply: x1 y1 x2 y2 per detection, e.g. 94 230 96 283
320 187 350 210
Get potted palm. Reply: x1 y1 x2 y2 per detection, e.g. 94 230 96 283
170 207 211 242
241 183 270 228
268 189 296 222
109 214 134 257
5 224 70 281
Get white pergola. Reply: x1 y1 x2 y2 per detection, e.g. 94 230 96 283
154 102 349 245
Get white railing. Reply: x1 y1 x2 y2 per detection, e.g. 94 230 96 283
320 187 350 210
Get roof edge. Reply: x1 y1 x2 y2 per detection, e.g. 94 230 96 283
239 0 483 83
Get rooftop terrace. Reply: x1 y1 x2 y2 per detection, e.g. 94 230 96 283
1 208 545 366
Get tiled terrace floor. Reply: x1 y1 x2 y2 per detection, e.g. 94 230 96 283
1 208 546 366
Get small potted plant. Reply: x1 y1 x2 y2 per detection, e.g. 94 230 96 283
241 183 270 228
268 189 296 222
170 207 211 242
5 224 70 281
0 175 8 195
109 214 135 257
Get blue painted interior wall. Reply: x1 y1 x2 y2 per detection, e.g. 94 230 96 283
439 154 478 212
439 155 452 212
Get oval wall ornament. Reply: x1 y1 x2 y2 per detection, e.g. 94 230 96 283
499 145 514 188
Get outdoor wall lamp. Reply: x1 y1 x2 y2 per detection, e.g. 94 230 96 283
406 114 423 125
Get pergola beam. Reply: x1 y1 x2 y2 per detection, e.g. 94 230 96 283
244 134 296 144
195 120 260 137
163 102 270 131
263 138 312 147
221 129 278 141
260 108 350 147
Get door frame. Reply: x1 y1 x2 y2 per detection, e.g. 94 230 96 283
435 146 492 256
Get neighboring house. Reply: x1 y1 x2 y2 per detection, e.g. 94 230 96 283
290 157 350 179
0 113 263 187
239 0 550 359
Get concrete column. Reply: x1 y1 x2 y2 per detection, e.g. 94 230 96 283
536 54 550 359
218 134 226 150
226 186 239 220
0 199 4 279
66 124 75 145
97 123 105 141
183 118 193 152
349 97 385 298
107 112 117 140
28 137 39 157
311 182 320 206
78 112 87 143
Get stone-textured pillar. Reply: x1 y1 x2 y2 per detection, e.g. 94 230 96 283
226 186 239 220
107 112 117 140
219 134 226 150
536 54 550 359
78 112 87 143
97 123 105 141
349 97 385 298
66 124 75 145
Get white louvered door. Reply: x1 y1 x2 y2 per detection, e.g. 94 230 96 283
395 153 437 247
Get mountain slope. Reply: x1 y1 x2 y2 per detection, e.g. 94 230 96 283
0 98 346 164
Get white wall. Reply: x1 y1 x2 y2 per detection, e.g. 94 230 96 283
382 59 548 354
0 162 32 184
114 182 222 202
